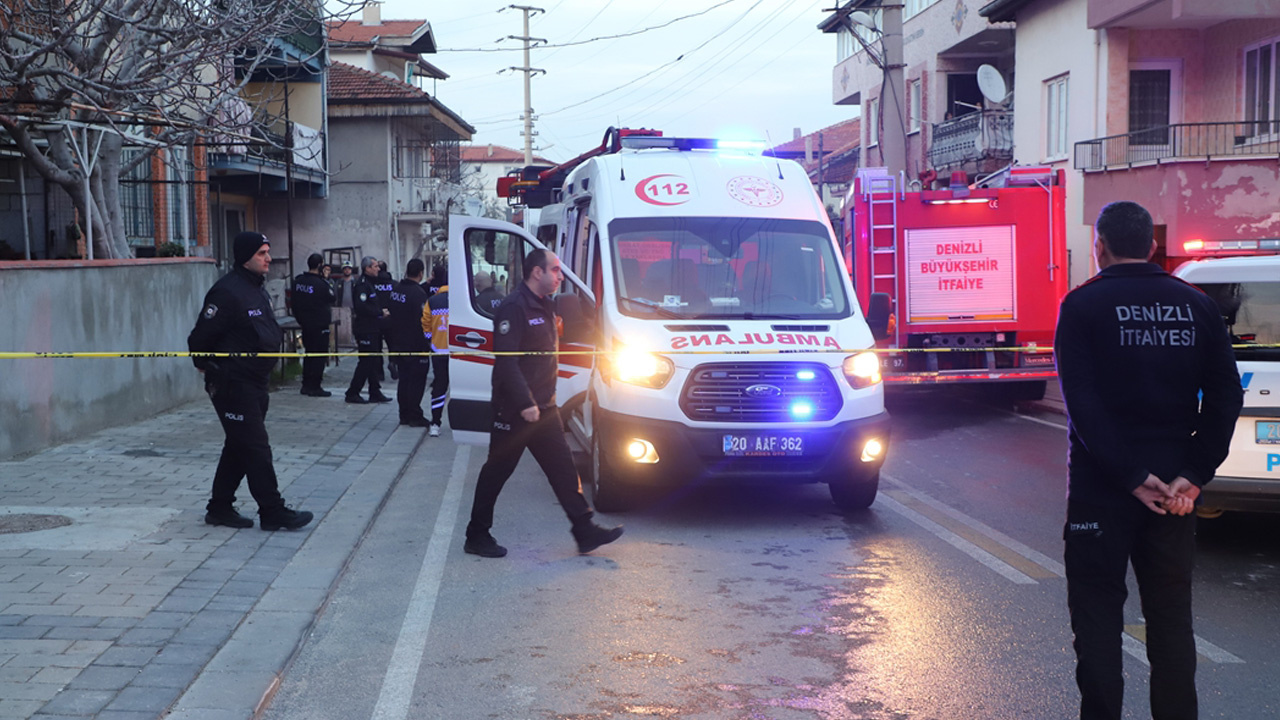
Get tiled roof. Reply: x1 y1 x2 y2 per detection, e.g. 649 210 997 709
460 145 551 165
770 117 861 157
327 19 430 44
328 62 429 103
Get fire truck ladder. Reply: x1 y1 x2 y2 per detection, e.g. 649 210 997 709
864 174 901 347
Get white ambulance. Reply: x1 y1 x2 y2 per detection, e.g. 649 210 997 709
1173 254 1280 515
447 131 890 511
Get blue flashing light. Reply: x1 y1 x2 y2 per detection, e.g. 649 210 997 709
790 401 814 419
715 139 766 152
795 370 816 380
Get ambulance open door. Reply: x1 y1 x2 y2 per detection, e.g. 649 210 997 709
446 215 595 446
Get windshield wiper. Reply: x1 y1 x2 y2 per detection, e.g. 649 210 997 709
618 296 687 319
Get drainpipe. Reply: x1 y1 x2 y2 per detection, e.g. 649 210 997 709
19 157 31 260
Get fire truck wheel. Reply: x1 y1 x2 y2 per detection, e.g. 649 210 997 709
828 471 879 511
590 429 633 513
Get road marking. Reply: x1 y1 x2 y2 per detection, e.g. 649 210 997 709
371 444 471 720
877 492 1038 585
1005 410 1069 430
1123 624 1245 665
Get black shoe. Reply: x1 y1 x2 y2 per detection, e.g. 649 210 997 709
464 533 508 558
368 393 393 403
260 506 314 531
345 394 368 404
302 388 333 397
572 522 624 554
204 507 254 529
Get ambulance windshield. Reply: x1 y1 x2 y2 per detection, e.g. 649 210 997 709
608 217 851 320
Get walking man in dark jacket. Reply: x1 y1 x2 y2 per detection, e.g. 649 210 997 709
1055 201 1243 720
425 263 450 437
463 249 623 558
188 231 313 531
345 256 393 404
292 253 335 397
388 259 431 426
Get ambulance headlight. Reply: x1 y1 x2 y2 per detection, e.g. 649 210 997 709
842 352 882 389
613 347 675 389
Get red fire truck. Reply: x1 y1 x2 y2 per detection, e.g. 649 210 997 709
842 166 1067 401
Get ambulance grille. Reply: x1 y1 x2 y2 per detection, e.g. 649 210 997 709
679 362 842 422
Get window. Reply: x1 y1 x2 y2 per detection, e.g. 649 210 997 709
120 149 153 246
167 145 196 248
1045 74 1069 160
836 26 855 62
866 97 880 147
908 79 922 133
1244 36 1280 137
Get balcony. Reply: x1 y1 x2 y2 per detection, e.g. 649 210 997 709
208 109 327 197
927 110 1013 172
1074 121 1280 171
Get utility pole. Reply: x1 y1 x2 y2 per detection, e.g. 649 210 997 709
505 5 545 164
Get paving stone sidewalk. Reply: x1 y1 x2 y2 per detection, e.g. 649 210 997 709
0 360 425 720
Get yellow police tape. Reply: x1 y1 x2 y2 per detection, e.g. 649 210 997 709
0 344 1273 359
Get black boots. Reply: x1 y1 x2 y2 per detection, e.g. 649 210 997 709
463 531 508 558
204 507 255 529
259 505 314 531
572 519 624 554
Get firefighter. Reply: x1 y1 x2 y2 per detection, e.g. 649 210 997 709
425 262 449 437
188 231 313 531
1055 201 1243 720
463 249 623 558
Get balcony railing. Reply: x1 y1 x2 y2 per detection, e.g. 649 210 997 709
1074 121 1280 171
927 110 1013 170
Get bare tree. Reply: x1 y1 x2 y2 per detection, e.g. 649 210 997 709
0 0 358 259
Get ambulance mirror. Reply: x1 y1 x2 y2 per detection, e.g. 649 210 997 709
867 292 892 340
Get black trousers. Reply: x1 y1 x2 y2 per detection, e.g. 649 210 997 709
396 356 429 423
347 331 383 397
430 354 449 425
300 325 330 391
467 406 591 535
207 379 284 513
1064 498 1198 720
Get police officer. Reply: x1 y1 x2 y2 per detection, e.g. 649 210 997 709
463 249 623 558
188 231 314 531
292 252 335 397
376 261 397 381
425 263 450 437
387 259 431 426
1055 201 1243 720
345 256 393 404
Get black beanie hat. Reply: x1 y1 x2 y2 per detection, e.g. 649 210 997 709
233 231 268 267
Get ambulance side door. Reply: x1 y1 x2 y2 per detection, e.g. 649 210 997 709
447 215 592 446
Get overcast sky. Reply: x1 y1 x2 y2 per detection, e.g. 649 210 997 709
371 0 857 163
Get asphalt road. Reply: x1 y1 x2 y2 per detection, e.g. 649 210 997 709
261 388 1280 720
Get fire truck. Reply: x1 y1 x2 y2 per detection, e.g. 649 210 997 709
841 166 1068 401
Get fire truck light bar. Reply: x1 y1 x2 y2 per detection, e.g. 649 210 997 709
1183 238 1280 254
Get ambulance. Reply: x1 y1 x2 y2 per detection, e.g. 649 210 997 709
1173 254 1280 515
447 128 890 511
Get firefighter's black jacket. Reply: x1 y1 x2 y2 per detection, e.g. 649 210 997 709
1054 262 1243 507
290 272 334 330
491 283 558 420
188 266 283 388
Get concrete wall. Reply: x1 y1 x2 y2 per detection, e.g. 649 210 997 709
0 258 220 459
1010 0 1098 288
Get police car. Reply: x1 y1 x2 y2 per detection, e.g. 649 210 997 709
1174 254 1280 515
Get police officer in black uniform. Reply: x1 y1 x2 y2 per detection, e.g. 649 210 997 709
387 259 431 426
1055 201 1243 720
292 252 335 397
188 232 314 531
463 249 623 558
345 256 393 404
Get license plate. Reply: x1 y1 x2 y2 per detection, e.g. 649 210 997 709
1257 420 1280 445
723 434 804 457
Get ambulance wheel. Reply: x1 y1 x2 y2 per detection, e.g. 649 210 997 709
590 430 632 513
828 470 879 511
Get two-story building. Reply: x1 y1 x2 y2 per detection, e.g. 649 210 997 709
980 0 1280 272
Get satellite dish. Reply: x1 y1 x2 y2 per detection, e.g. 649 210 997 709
977 65 1008 105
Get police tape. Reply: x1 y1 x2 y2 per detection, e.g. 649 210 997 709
0 344 1273 360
